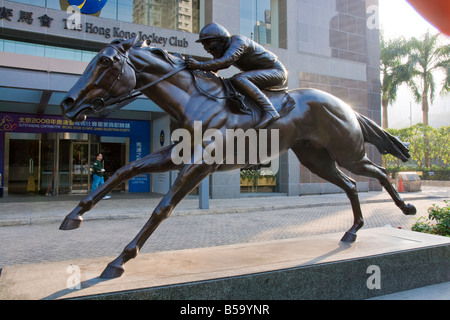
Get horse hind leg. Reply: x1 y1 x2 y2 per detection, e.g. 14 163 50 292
292 142 364 242
343 156 416 216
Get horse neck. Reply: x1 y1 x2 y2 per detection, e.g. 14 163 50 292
129 48 193 120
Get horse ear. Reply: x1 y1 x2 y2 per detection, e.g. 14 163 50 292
142 39 152 47
121 36 138 52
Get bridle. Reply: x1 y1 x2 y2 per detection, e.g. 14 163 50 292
93 45 187 114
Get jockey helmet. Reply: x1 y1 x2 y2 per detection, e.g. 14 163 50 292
196 23 231 43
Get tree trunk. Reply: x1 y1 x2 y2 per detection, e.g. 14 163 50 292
422 87 430 167
422 99 429 126
382 98 389 129
422 87 429 126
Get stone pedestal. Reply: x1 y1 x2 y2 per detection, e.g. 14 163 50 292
1 227 449 300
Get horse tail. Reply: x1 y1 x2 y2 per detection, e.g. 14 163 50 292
356 113 410 162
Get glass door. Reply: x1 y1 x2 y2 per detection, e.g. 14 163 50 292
8 139 40 194
89 142 99 190
70 142 90 193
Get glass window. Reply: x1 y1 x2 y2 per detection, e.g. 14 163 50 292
43 46 56 59
0 39 97 62
240 0 285 48
81 51 97 62
34 43 46 57
53 46 74 60
15 41 33 55
46 0 62 11
131 0 201 33
8 0 45 7
117 1 133 23
2 39 16 53
99 0 118 20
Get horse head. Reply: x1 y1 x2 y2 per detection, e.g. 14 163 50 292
60 37 138 122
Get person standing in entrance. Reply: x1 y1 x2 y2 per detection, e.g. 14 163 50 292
91 153 111 199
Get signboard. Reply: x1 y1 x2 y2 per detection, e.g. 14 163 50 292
0 112 150 192
0 1 192 49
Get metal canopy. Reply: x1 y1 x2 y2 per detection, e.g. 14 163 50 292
0 86 163 119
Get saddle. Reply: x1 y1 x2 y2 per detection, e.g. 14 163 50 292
191 70 296 125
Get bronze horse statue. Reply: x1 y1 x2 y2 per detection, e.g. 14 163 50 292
59 37 416 279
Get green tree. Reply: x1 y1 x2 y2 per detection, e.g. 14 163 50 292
384 125 450 170
405 31 450 126
404 31 450 167
380 34 410 129
431 126 450 167
407 124 435 168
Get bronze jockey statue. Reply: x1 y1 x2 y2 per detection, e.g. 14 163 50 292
186 22 288 129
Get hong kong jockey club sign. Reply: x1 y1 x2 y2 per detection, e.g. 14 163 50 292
68 0 108 15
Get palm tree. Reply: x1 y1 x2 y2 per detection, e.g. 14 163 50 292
380 34 410 129
405 31 450 126
404 31 450 167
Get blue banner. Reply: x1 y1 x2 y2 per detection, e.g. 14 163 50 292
0 112 150 192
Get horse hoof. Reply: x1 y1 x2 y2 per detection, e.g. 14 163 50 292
340 231 357 243
402 203 417 216
100 263 125 279
59 215 83 230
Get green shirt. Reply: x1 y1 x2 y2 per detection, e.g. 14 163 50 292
93 159 104 177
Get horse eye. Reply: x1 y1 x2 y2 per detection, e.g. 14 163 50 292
99 57 112 66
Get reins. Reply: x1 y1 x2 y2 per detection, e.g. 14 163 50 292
107 64 188 106
190 71 237 101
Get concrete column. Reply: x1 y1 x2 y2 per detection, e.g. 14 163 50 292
210 170 240 199
278 150 300 196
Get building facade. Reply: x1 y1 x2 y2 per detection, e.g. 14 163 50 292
0 0 381 198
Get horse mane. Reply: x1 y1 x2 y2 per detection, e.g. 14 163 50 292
109 38 185 68
146 46 184 67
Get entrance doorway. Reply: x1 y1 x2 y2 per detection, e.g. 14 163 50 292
99 138 128 192
69 141 99 194
8 138 40 194
5 133 127 195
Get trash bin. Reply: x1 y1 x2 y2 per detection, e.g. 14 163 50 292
395 172 422 192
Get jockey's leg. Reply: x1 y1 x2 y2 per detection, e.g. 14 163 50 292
231 71 281 129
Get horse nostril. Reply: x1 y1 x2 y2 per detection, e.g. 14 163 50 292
61 97 75 110
91 98 105 112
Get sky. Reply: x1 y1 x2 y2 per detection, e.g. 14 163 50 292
379 0 439 40
378 0 450 129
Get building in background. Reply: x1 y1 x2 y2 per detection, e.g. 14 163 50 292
0 0 381 198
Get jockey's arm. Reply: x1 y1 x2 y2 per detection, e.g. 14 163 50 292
195 37 245 72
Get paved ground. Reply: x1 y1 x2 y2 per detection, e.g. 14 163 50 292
1 186 449 266
1 186 449 299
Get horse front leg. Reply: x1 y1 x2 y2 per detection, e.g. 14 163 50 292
59 144 180 230
100 163 218 278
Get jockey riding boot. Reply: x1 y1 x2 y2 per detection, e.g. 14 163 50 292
231 76 281 129
254 95 280 130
